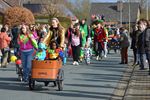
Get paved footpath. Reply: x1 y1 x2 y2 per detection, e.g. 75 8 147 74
111 56 150 100
0 51 131 100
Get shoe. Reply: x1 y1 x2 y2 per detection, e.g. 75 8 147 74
99 56 102 60
104 55 107 58
73 61 76 65
87 62 90 65
75 62 79 66
119 62 124 64
139 68 145 70
124 62 128 64
135 62 139 66
96 56 99 60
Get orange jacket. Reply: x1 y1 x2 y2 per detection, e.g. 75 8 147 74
0 32 11 49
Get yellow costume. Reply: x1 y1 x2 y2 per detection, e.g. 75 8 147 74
43 28 65 47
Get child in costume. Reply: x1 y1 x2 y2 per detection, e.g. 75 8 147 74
35 43 46 60
83 43 92 64
47 41 63 60
62 43 68 65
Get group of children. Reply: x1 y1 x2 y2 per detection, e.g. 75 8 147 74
35 41 68 65
35 39 93 65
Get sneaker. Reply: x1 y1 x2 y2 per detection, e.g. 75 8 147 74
119 62 124 64
73 61 76 65
75 62 79 66
96 56 99 60
104 55 107 58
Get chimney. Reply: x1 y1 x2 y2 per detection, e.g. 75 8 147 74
117 1 123 12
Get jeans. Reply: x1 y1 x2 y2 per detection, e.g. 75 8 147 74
21 49 34 81
145 52 150 71
14 47 20 58
139 53 146 69
1 49 8 67
103 42 108 57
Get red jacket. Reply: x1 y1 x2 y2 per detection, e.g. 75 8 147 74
0 32 11 49
95 28 106 42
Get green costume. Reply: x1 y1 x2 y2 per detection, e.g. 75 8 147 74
80 24 89 58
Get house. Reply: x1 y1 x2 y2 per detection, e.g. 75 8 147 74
0 0 22 15
90 1 141 26
23 3 75 17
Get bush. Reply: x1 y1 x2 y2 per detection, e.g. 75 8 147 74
4 7 35 27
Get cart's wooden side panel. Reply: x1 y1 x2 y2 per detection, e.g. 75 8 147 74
32 68 59 79
31 60 62 79
32 60 62 69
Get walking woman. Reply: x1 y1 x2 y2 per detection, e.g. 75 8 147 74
43 18 65 48
69 23 82 65
18 25 36 82
0 27 11 68
93 20 106 60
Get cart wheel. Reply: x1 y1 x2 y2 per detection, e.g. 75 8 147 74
29 78 35 90
44 82 49 86
57 81 63 91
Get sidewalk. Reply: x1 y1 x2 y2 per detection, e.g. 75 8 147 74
111 63 150 100
124 65 150 100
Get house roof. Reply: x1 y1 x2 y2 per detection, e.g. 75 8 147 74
90 2 140 23
0 0 11 14
23 3 75 17
23 4 43 14
3 0 21 6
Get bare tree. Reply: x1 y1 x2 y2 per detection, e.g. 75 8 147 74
65 0 90 19
40 0 66 17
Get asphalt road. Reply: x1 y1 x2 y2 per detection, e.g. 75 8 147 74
0 51 131 100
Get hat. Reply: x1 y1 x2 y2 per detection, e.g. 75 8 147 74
97 19 104 24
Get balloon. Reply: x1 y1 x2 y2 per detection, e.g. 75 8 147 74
10 55 17 62
16 59 22 65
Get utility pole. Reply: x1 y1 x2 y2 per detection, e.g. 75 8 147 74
119 0 123 27
146 0 149 20
128 0 131 33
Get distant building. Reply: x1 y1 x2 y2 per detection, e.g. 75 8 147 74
90 1 141 26
0 0 24 17
23 3 75 17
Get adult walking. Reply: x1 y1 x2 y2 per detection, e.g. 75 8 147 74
93 20 106 60
68 23 82 65
0 27 11 68
43 18 65 48
137 19 147 70
11 25 20 57
18 25 36 82
130 25 140 66
144 20 150 75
